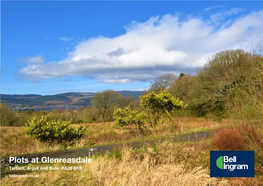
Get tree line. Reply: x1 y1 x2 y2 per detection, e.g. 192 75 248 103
2 47 263 127
2 47 263 145
167 48 263 120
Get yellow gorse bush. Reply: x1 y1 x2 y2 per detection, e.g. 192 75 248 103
113 106 147 136
113 91 186 134
140 91 186 128
24 112 86 144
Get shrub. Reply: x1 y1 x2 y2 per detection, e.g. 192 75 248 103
140 91 185 129
213 127 246 151
113 106 147 137
23 113 86 144
214 124 263 153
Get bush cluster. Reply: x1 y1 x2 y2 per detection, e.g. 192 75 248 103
140 91 185 128
23 113 86 144
113 106 147 137
113 91 185 135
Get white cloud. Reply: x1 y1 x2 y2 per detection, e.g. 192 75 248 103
23 55 45 64
101 79 131 84
210 8 242 24
58 37 73 42
17 10 263 83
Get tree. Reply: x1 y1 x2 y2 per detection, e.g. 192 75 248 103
180 49 261 117
24 113 86 144
1 102 16 126
116 94 135 109
92 90 119 122
140 91 185 129
149 73 177 93
83 106 97 123
36 109 41 114
223 47 263 119
169 74 195 101
178 73 187 79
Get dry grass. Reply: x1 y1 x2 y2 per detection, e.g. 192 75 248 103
0 117 237 157
87 150 223 186
0 127 60 157
163 117 231 135
229 176 263 186
229 164 263 186
2 138 263 186
213 123 263 185
239 124 263 151
0 140 229 186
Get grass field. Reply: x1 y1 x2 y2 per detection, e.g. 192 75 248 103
1 139 263 185
1 117 236 158
1 117 262 185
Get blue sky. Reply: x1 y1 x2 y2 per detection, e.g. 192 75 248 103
1 1 263 95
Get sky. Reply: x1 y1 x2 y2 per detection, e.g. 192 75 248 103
1 1 263 95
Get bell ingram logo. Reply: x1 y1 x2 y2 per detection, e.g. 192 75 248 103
216 156 248 171
216 156 223 169
210 151 254 177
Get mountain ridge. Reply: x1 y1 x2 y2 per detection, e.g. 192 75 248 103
0 91 143 108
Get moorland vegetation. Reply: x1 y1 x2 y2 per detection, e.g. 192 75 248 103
1 47 263 185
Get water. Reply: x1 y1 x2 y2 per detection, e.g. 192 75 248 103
13 107 83 112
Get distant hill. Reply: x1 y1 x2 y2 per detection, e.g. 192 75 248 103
116 90 142 97
0 91 143 109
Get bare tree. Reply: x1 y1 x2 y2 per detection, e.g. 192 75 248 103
149 73 177 93
92 90 119 122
